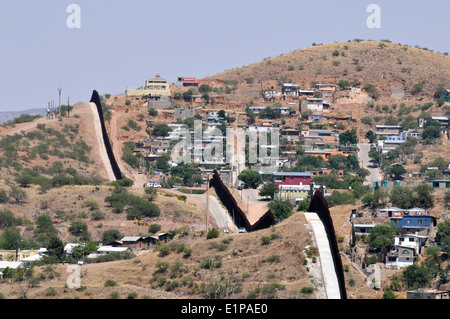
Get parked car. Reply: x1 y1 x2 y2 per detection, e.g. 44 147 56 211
146 183 162 188
238 227 247 233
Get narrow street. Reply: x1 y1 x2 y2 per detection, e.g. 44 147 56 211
357 143 382 186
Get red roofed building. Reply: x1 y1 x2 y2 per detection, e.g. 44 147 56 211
177 77 199 88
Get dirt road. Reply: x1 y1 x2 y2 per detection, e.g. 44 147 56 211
109 109 148 189
89 102 116 182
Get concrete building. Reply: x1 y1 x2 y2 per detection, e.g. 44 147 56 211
282 83 299 97
273 172 312 187
177 77 199 88
126 74 171 97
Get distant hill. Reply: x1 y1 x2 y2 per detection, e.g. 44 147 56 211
202 40 450 99
0 108 46 124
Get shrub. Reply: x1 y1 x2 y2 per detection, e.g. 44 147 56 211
300 287 314 294
261 236 271 245
104 280 118 287
411 82 424 95
45 287 57 296
109 291 120 299
201 259 221 269
127 292 138 299
183 247 192 258
206 228 219 240
158 244 170 257
148 224 161 234
363 84 380 99
90 211 105 221
266 255 280 263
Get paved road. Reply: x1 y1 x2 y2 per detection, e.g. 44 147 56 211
304 212 342 299
358 143 382 186
194 194 238 233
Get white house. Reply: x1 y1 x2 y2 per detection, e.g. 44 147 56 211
385 233 428 269
303 98 323 112
353 223 376 235
0 261 23 277
87 246 130 259
64 243 81 256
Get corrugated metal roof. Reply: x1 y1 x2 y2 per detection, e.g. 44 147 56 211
0 261 22 269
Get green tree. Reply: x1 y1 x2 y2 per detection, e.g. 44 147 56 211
238 169 262 189
258 183 278 200
369 222 401 254
435 219 450 254
368 148 381 164
365 130 375 143
198 84 211 93
268 200 293 222
152 124 171 137
182 89 195 102
9 185 27 204
46 236 65 261
389 165 407 180
382 288 396 299
0 210 19 229
389 187 414 209
422 121 441 141
339 128 358 144
102 229 123 244
338 79 351 89
402 264 432 289
34 214 55 233
434 85 446 99
413 184 434 208
69 220 91 241
15 174 33 187
156 154 170 170
297 198 311 212
295 155 324 170
0 227 23 250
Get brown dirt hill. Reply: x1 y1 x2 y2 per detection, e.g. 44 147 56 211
0 210 381 299
0 102 111 182
201 41 450 99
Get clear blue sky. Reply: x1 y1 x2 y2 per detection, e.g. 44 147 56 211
0 0 448 112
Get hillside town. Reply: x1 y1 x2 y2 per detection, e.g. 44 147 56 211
0 40 449 301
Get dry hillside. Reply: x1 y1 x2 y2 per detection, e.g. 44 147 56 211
203 40 450 98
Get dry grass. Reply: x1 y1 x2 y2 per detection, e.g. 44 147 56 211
204 41 450 98
0 211 329 299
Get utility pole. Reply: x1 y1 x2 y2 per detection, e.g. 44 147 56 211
16 239 19 261
247 195 249 215
58 88 62 116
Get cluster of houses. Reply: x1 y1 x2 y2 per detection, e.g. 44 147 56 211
65 234 170 260
126 74 359 188
375 116 450 154
351 205 438 270
0 248 48 277
0 234 171 278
